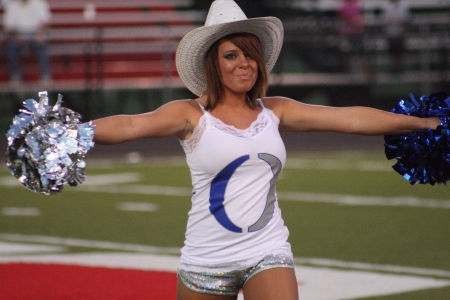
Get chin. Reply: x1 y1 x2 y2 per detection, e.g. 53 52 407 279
238 84 256 92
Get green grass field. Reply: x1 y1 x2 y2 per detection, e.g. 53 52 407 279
1 151 449 299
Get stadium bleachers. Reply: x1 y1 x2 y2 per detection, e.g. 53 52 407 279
0 0 206 91
0 0 448 94
284 0 450 12
243 0 449 80
0 1 449 135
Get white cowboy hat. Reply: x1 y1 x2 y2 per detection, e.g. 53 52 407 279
175 0 284 96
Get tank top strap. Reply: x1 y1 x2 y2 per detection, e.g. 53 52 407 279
195 100 206 112
257 98 265 109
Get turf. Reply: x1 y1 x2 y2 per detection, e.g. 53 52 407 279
1 152 449 299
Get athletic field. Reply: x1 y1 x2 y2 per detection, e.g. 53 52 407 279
1 151 449 299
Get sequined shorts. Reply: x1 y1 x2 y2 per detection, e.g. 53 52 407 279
178 254 294 296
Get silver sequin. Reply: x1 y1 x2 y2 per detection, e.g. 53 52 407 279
6 91 95 195
178 253 294 296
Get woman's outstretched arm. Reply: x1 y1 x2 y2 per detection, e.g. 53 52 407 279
92 99 199 145
265 97 440 135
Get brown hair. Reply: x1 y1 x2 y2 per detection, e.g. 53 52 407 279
203 32 268 111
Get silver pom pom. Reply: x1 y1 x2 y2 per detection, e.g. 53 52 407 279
5 91 96 195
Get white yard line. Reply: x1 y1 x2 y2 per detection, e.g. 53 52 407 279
285 158 393 172
0 238 449 300
277 191 450 209
1 234 449 279
1 251 449 300
80 156 391 171
75 184 450 209
0 157 391 187
78 184 193 196
1 172 448 210
0 233 180 254
0 241 67 255
83 173 141 186
3 179 443 209
294 265 450 300
0 173 141 187
0 251 180 273
294 257 450 279
116 202 159 212
2 207 41 216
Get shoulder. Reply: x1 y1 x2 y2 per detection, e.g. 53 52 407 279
161 98 204 136
261 96 297 110
159 98 203 117
166 98 200 108
260 96 302 119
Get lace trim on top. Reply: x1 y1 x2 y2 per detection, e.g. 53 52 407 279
207 109 269 139
180 113 207 154
180 101 280 154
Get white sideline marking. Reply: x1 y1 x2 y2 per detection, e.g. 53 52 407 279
0 233 180 254
294 265 450 300
82 155 393 171
1 234 450 279
0 173 141 187
78 184 193 197
2 207 41 216
81 173 141 186
285 158 393 172
0 251 179 273
116 202 159 212
0 176 21 186
0 250 448 300
294 257 450 279
1 174 448 209
0 157 394 189
277 191 450 209
5 171 433 210
84 156 187 168
0 242 66 254
77 184 450 209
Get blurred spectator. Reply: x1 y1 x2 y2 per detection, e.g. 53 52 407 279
193 0 271 18
383 0 409 73
339 0 371 77
2 0 52 88
1 0 11 7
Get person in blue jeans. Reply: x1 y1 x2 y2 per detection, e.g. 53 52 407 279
2 0 52 87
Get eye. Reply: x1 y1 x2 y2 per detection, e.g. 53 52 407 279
224 53 237 60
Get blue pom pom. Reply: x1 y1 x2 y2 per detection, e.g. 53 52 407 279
384 92 450 185
5 91 96 195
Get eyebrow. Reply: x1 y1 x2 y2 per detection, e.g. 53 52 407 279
222 49 238 54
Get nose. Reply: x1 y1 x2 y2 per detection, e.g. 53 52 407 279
238 55 251 68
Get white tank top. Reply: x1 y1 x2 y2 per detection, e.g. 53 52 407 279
179 99 291 265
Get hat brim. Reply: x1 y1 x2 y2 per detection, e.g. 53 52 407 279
176 17 284 97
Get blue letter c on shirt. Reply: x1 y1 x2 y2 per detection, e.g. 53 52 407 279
209 154 282 233
209 155 249 233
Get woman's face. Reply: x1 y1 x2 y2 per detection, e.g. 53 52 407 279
217 39 258 95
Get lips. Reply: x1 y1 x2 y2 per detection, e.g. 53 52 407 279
237 73 253 79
